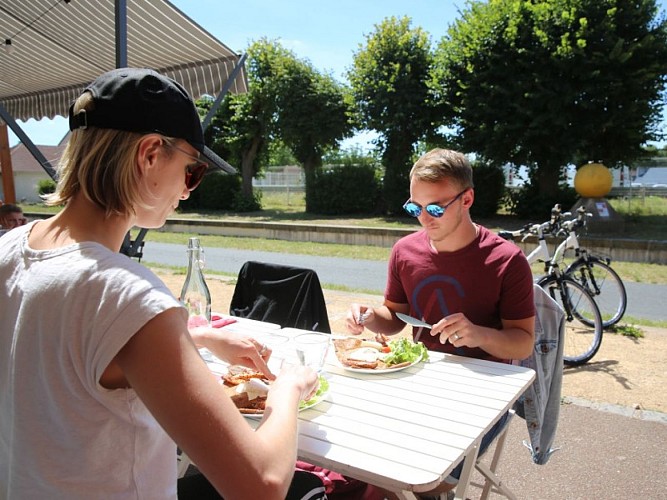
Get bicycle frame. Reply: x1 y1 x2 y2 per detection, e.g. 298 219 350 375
522 221 572 278
499 204 606 364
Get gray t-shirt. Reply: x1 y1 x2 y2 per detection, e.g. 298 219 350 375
0 222 183 499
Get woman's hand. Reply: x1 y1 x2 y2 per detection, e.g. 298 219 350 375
190 327 274 379
271 363 319 402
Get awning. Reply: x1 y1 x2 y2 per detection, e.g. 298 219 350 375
0 0 248 122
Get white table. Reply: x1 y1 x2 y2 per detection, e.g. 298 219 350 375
209 327 536 499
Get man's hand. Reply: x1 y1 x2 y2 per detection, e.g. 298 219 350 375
345 303 374 335
431 312 477 347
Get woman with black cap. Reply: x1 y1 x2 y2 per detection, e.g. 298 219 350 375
0 68 322 500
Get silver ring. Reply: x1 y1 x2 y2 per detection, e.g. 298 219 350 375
259 344 267 355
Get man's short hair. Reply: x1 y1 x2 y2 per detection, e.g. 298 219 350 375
410 148 474 189
0 203 23 216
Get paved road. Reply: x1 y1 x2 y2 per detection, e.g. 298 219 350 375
142 242 667 322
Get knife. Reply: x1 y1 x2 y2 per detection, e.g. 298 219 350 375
395 312 432 329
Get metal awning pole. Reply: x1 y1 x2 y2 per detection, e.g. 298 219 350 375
115 0 127 68
202 53 248 131
0 104 58 181
114 0 147 258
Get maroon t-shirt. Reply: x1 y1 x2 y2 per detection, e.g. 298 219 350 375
385 225 535 362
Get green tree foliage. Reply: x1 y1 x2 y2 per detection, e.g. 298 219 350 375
308 165 382 215
36 179 56 196
469 160 507 218
349 16 443 214
434 0 667 211
202 39 351 210
201 39 286 201
323 145 380 168
179 172 261 212
267 140 298 167
275 58 354 212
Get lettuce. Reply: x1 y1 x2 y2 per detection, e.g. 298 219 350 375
383 338 429 366
299 375 329 409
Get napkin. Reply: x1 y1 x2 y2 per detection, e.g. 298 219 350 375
211 314 238 329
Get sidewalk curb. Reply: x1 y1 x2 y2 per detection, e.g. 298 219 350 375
562 395 667 424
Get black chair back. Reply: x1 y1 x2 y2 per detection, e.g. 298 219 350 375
230 261 331 333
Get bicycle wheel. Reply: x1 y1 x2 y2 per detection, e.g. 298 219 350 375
538 276 603 366
565 258 627 328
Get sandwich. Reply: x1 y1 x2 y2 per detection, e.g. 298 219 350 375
221 365 270 414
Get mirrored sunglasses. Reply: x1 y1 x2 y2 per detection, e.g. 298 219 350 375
165 143 209 191
403 189 468 218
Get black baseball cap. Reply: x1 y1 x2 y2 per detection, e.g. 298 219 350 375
68 67 236 174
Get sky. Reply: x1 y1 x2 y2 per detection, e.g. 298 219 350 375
7 0 667 150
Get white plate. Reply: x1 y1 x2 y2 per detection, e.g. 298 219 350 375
339 352 422 373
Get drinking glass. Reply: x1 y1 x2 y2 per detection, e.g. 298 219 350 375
294 332 330 373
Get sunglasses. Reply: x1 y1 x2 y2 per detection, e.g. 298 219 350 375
403 188 468 218
164 143 209 191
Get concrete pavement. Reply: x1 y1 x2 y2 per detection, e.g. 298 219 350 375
470 403 667 499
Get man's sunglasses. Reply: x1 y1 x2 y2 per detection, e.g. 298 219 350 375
402 188 468 218
164 143 209 191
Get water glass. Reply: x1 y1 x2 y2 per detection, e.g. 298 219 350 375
294 332 330 373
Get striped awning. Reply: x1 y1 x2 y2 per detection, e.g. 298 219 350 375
0 0 248 123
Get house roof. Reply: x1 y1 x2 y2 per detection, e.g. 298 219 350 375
10 140 67 174
0 0 247 123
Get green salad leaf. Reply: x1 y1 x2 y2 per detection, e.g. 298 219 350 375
383 338 429 366
299 375 329 409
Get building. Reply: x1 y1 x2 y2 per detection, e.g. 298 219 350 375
0 137 66 203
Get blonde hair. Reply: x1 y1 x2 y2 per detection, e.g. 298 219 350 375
410 148 474 189
45 92 178 217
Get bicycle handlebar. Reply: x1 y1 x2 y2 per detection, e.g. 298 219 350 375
498 203 592 241
498 220 553 241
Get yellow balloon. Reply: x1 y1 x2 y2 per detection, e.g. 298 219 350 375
574 163 613 198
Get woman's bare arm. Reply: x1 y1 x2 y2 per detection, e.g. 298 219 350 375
114 308 317 500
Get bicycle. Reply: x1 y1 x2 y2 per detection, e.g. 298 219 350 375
551 205 627 328
499 213 604 366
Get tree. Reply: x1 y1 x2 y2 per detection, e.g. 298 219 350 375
204 39 352 209
348 16 443 214
202 39 287 201
275 57 354 211
434 0 667 207
267 140 298 167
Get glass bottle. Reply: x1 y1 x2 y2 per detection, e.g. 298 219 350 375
179 237 211 328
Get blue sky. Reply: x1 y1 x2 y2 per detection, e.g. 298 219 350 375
8 0 667 149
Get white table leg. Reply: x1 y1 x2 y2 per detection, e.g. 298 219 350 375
394 492 419 500
453 440 480 500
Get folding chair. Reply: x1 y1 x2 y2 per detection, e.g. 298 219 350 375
229 261 331 333
471 284 565 499
474 410 518 500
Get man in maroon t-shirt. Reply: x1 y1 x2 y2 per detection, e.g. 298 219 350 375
345 148 535 498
